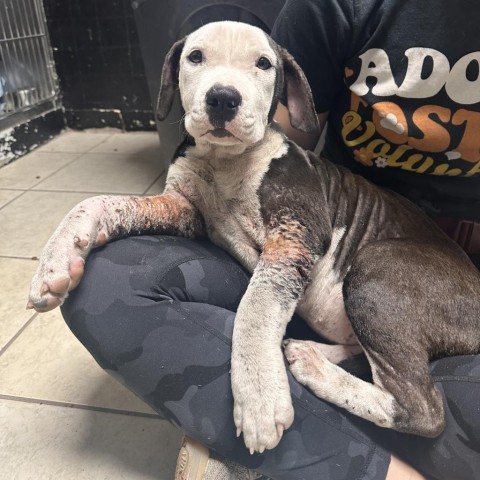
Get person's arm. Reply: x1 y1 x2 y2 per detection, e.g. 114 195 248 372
274 102 328 151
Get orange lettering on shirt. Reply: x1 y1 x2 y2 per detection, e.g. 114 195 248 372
350 92 368 112
372 102 408 145
451 109 480 163
408 105 451 152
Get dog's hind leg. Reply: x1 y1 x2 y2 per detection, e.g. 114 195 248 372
283 238 474 437
284 338 445 436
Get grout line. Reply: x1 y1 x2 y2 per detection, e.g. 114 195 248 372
37 129 115 155
0 255 38 260
0 187 147 197
0 189 28 211
83 131 115 154
28 188 146 195
62 152 162 158
24 152 85 192
0 313 38 358
142 170 167 195
0 394 162 420
0 152 85 191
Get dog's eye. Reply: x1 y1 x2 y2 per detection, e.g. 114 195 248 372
256 56 272 70
188 50 203 64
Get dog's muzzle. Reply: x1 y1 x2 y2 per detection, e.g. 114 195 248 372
205 84 242 128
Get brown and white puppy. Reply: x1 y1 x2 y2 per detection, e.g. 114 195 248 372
28 21 480 455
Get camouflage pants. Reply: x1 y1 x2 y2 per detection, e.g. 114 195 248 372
61 236 480 480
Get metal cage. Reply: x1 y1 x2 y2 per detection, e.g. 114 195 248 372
0 0 59 129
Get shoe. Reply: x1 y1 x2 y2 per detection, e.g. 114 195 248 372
174 436 266 480
175 437 209 480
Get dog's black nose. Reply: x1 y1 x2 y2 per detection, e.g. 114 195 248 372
205 85 242 127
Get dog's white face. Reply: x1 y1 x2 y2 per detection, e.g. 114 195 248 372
178 22 279 147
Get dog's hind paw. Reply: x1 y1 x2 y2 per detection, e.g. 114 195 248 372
284 339 329 387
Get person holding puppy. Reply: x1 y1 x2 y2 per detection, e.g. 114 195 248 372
274 0 480 245
272 0 480 478
55 1 480 479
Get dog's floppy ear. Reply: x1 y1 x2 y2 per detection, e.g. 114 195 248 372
156 37 186 121
277 45 319 133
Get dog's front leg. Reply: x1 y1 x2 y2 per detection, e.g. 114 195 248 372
232 232 321 454
28 191 204 312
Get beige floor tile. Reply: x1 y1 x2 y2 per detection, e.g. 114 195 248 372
0 189 23 209
90 132 160 156
33 152 165 194
37 130 113 153
0 190 93 258
0 258 38 352
0 398 182 479
0 309 156 415
0 151 79 190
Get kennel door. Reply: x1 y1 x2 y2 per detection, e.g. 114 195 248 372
0 0 59 128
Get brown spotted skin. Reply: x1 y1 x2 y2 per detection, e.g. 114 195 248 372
28 192 205 312
258 142 331 305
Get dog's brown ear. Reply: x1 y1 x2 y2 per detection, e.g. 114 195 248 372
156 38 186 121
277 45 319 133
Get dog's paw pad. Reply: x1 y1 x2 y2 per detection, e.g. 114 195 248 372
27 288 63 312
48 276 71 294
28 255 85 313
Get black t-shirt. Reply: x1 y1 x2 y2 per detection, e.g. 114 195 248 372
272 0 480 220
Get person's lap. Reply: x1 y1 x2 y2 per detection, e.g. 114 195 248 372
61 235 480 480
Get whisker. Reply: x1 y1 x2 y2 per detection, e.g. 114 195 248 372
168 111 188 126
176 111 188 138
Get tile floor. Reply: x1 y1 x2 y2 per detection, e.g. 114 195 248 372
0 130 183 479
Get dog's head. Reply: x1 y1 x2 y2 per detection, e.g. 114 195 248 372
157 21 318 147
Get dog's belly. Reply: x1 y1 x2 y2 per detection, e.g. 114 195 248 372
297 227 357 345
297 275 355 345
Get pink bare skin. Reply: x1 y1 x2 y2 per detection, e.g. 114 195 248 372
28 193 203 312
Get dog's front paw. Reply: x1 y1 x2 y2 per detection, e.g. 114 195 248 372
232 368 294 454
28 237 88 312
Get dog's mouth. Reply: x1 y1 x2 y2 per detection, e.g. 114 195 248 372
192 123 244 145
203 128 235 139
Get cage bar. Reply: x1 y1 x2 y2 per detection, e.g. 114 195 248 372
0 0 59 122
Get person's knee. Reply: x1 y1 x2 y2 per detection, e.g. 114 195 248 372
63 235 247 315
60 235 246 369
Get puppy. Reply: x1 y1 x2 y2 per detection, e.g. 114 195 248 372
28 21 480 455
